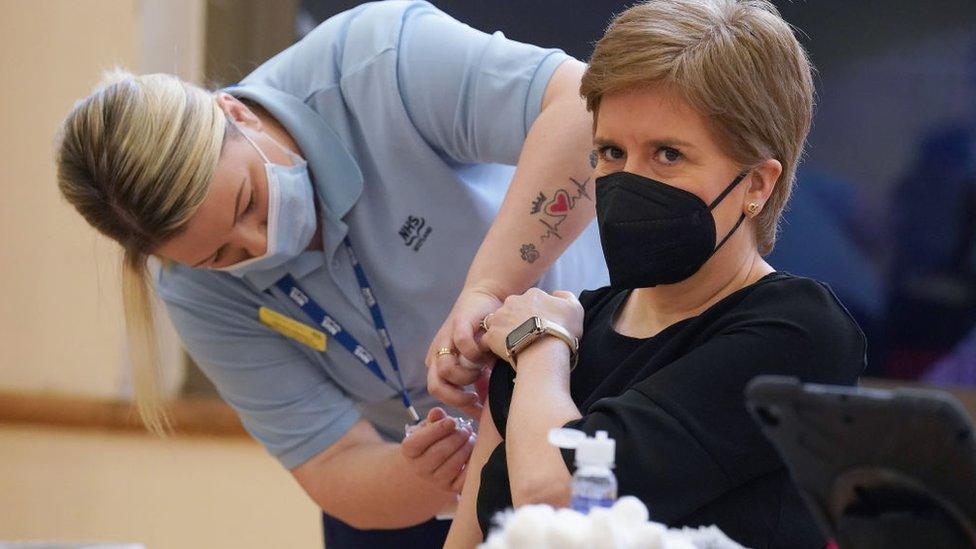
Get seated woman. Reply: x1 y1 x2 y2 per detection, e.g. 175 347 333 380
441 0 866 547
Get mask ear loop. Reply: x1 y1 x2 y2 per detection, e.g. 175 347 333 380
708 171 750 254
233 121 272 164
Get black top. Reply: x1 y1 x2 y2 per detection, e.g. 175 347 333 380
476 273 866 548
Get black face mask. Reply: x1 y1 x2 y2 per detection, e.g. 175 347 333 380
595 171 748 289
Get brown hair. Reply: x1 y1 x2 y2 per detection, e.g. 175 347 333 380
581 0 815 254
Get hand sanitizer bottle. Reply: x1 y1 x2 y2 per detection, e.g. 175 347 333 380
549 429 618 513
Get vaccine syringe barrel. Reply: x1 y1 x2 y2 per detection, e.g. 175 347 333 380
548 428 618 514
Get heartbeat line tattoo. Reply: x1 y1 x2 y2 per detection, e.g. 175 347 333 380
570 177 593 202
531 177 593 243
539 219 563 241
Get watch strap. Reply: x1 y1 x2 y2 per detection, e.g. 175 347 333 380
507 316 579 371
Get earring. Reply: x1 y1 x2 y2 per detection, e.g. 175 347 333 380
747 202 760 217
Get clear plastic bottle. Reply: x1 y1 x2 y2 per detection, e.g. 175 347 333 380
549 428 618 513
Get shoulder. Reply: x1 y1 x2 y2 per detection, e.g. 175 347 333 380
722 272 867 377
156 262 261 326
736 273 861 333
240 1 439 97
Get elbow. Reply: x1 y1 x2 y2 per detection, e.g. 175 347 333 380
511 475 571 509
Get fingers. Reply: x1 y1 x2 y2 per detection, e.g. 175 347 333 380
427 361 482 416
425 322 450 365
401 415 461 459
481 321 509 360
436 352 481 387
552 290 576 301
432 430 476 487
453 316 490 365
426 406 447 423
416 425 472 476
399 414 476 493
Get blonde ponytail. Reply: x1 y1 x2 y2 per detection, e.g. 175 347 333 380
122 252 171 435
56 70 227 433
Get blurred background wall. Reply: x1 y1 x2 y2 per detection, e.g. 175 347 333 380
0 2 317 548
0 0 142 401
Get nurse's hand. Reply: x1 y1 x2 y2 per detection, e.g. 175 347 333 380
400 407 476 494
426 287 502 417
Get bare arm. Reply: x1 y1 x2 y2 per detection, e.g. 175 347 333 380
428 59 598 414
445 396 504 548
476 289 586 507
463 58 596 298
291 415 473 530
506 339 581 506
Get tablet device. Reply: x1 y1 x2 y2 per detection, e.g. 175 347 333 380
745 376 976 549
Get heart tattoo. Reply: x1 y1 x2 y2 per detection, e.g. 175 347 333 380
544 189 573 217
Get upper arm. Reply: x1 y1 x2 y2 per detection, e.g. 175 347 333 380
465 396 504 503
159 276 361 470
397 3 572 165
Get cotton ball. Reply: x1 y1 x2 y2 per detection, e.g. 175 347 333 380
484 509 514 543
585 506 632 549
611 496 650 527
661 532 697 549
477 532 507 549
629 521 667 549
544 508 589 549
503 504 555 549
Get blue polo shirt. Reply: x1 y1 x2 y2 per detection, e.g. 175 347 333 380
157 0 608 469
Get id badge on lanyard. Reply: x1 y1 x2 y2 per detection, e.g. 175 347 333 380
271 238 420 425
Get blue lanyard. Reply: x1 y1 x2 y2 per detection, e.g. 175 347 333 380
274 238 420 423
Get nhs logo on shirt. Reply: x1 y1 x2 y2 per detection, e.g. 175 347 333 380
399 215 432 252
289 287 309 307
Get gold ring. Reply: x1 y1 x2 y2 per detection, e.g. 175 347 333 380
480 314 493 332
436 347 457 357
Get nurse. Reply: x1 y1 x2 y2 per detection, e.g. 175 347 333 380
55 1 606 546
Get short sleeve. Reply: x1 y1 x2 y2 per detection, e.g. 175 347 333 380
158 270 360 470
396 3 571 165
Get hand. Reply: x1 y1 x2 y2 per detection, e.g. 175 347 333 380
426 287 502 417
482 288 584 363
400 407 476 494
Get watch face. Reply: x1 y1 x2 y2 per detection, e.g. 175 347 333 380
506 317 541 350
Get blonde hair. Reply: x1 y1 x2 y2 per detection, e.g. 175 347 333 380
581 0 814 254
56 70 227 434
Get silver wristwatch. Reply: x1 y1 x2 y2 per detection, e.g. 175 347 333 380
505 316 579 370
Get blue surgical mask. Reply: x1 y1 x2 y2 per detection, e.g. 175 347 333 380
215 126 317 277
